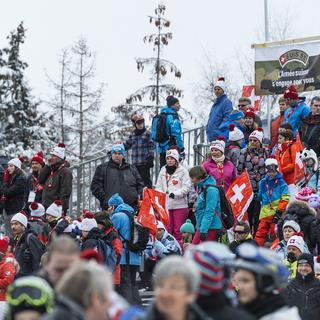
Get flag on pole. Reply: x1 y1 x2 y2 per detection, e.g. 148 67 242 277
242 85 262 112
226 170 253 223
294 132 305 185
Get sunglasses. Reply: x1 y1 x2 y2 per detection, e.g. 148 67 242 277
238 104 247 107
249 139 259 143
234 230 246 234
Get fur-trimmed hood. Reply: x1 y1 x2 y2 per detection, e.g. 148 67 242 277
285 200 316 218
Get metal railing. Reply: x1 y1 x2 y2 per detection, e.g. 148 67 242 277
69 125 208 215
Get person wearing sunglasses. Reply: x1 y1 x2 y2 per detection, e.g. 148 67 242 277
229 221 257 254
6 276 54 320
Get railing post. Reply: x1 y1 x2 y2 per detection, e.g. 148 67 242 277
76 166 81 215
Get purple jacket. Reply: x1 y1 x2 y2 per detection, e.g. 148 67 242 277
202 158 237 192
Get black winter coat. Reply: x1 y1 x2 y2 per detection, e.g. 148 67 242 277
41 295 85 320
13 229 45 278
284 273 320 319
24 172 43 206
90 159 144 208
300 114 320 157
2 171 26 216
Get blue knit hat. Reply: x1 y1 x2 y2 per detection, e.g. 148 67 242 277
111 144 125 156
180 219 195 234
107 193 124 207
229 111 244 122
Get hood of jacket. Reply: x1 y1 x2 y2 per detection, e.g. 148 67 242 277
197 175 216 189
160 106 178 115
286 200 315 218
114 203 135 215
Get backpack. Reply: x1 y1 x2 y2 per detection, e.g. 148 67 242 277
96 238 117 272
203 185 234 229
151 112 179 143
121 211 149 252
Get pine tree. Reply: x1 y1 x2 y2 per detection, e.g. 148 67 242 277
0 22 57 157
111 4 183 138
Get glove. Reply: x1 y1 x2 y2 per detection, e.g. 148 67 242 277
287 252 297 263
3 169 10 184
272 210 282 223
146 156 154 168
200 233 207 241
169 193 175 199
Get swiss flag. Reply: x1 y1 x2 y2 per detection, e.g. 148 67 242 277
294 132 305 184
242 85 262 112
226 170 253 223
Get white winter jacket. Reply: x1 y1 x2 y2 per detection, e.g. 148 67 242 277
260 305 301 320
155 165 191 210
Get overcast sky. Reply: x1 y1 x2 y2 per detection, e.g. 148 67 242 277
1 0 320 120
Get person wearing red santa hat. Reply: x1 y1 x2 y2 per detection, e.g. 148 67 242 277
0 156 27 234
243 108 259 144
39 143 72 214
283 85 310 137
25 152 45 212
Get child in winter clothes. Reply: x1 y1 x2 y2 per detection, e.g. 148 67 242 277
179 219 195 253
255 157 289 247
243 108 258 144
299 148 320 193
155 148 191 241
285 235 306 279
124 114 155 188
225 124 244 167
203 137 237 193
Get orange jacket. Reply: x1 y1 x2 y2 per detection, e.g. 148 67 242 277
270 113 285 149
0 255 16 301
275 141 297 185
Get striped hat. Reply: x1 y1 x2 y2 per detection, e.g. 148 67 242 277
185 242 234 296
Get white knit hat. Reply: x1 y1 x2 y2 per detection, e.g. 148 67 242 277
80 218 97 232
287 235 305 253
228 124 244 142
265 156 278 167
50 143 66 160
157 220 166 230
166 149 179 162
11 212 28 228
46 200 63 218
210 138 226 153
283 220 301 233
249 128 264 143
8 157 24 170
29 202 45 217
214 77 226 92
300 148 318 172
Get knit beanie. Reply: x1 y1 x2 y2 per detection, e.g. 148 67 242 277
228 124 244 142
210 137 226 153
265 156 278 167
46 200 63 218
229 111 245 122
157 220 166 230
11 212 28 228
180 219 195 234
308 194 320 210
295 187 315 202
50 143 66 160
282 220 301 233
249 128 264 143
29 202 45 217
108 193 124 207
80 218 97 232
166 95 179 107
284 85 298 100
244 109 256 120
111 144 125 156
30 151 45 166
297 253 314 272
8 157 24 170
287 235 305 253
214 77 226 92
0 236 9 254
166 149 180 162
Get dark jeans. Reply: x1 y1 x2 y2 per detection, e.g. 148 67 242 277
136 165 152 188
247 194 261 235
159 153 167 168
140 259 156 289
119 265 141 305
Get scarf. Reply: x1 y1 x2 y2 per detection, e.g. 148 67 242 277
212 154 225 163
165 165 177 175
134 127 146 135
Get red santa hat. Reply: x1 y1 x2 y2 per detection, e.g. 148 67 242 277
29 202 45 217
214 77 226 92
284 85 298 100
8 156 24 170
210 136 226 153
11 212 28 228
166 149 180 163
80 218 98 232
244 108 256 120
30 151 45 166
46 200 63 218
228 124 244 142
249 128 264 143
50 143 66 160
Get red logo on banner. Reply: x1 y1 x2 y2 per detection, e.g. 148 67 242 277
226 170 253 223
242 85 262 112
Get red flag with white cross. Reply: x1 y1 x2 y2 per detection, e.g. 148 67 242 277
242 85 262 112
226 170 253 223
